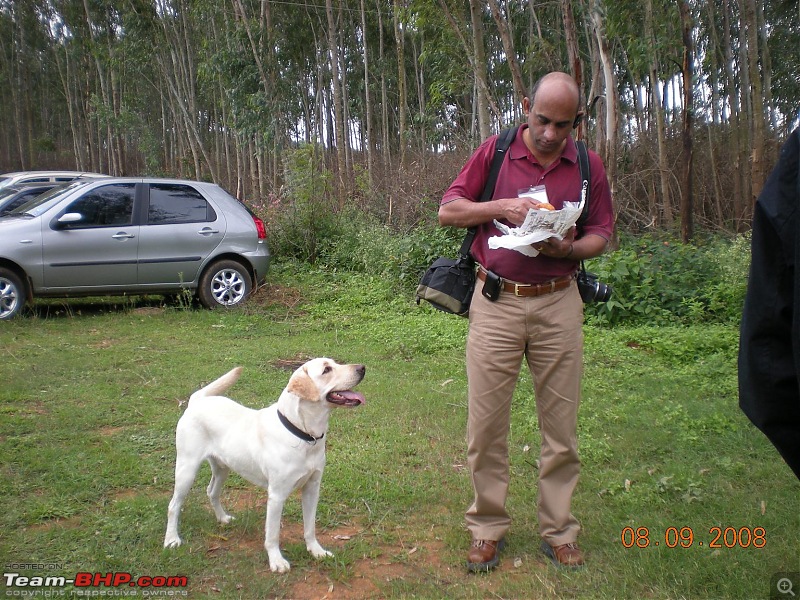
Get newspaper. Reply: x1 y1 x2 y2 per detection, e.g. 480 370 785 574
488 198 585 257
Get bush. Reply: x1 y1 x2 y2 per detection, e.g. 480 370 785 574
324 224 751 327
582 232 751 326
269 182 751 327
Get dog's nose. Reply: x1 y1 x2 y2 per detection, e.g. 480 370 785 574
356 365 366 377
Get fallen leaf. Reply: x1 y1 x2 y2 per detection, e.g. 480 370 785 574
761 500 766 515
514 558 523 568
408 547 418 555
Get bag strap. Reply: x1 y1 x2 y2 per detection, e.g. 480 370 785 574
576 139 590 228
458 126 519 259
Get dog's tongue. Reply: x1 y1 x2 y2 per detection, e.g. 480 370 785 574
337 391 366 405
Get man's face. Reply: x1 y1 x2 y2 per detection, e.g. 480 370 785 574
524 90 578 163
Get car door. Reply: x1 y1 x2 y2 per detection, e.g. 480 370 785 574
41 183 139 289
135 183 225 286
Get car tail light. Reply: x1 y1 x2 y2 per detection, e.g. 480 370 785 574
252 215 267 239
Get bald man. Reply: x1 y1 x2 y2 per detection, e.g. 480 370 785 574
440 72 614 571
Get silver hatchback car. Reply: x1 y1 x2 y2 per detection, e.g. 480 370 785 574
0 178 270 319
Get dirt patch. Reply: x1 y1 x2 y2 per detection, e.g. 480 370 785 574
249 283 305 311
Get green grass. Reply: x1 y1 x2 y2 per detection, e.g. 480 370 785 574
1 264 798 599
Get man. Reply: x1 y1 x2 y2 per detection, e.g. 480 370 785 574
439 72 615 571
738 126 800 480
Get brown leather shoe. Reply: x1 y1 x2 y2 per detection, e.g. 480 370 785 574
466 538 506 573
541 541 584 568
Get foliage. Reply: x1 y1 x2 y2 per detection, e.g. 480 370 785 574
582 232 751 326
266 144 337 263
299 215 751 327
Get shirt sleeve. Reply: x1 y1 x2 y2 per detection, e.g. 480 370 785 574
441 136 497 205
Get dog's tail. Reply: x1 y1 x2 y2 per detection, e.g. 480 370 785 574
190 367 243 400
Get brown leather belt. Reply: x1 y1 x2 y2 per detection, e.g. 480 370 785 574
477 267 574 298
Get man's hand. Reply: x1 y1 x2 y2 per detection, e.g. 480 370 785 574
497 197 551 226
534 227 577 258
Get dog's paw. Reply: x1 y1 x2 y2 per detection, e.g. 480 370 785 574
308 542 333 560
218 514 234 525
268 555 291 573
163 535 182 549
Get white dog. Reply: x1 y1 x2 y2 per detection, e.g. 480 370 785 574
163 358 366 573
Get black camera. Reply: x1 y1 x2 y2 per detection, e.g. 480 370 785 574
577 269 612 303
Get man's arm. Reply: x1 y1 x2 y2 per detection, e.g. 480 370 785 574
438 196 544 228
440 197 609 260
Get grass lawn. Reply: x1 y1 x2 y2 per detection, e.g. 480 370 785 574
1 265 798 599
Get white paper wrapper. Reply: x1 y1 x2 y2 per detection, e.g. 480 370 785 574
488 199 584 257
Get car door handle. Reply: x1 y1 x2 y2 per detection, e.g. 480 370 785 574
112 232 135 239
197 227 220 235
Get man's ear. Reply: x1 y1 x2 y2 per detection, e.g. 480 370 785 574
573 111 585 129
286 367 320 402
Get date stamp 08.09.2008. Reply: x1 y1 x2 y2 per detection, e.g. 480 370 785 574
620 525 766 549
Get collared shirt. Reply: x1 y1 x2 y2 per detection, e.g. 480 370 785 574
441 125 615 284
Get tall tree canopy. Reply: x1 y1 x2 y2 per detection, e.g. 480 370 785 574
1 0 798 237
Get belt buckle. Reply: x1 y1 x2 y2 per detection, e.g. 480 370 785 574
513 283 532 297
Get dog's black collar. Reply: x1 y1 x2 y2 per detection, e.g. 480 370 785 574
277 410 324 444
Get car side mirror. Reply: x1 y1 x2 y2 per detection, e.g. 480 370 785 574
54 212 83 229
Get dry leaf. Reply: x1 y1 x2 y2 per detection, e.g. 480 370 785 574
408 547 418 555
624 479 632 491
514 558 523 568
761 500 766 515
334 534 352 540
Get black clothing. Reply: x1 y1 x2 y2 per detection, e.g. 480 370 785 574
738 126 800 480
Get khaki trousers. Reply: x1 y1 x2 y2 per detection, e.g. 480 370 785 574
465 279 583 546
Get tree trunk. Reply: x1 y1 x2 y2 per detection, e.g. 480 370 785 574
744 0 766 203
678 0 694 242
469 0 491 139
589 0 619 223
561 0 583 121
646 0 672 226
393 0 408 166
488 0 527 103
360 0 374 190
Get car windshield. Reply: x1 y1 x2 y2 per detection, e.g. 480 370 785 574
0 187 20 202
6 180 89 217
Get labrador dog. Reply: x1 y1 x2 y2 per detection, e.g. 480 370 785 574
163 358 366 573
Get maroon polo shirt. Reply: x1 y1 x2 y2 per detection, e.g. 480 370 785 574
441 125 615 284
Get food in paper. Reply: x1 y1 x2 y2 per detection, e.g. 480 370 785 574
488 199 585 257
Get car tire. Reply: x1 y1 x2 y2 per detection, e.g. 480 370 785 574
0 268 27 320
197 260 252 309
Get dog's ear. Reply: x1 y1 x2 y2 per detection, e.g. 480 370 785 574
286 367 321 402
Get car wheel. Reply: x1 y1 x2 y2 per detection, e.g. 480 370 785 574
0 268 27 320
197 260 252 309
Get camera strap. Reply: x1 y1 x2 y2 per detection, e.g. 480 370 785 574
575 140 590 228
458 126 519 261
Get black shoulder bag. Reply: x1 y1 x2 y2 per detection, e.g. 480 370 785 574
415 126 518 316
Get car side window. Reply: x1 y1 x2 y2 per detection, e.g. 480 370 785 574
148 184 216 225
61 183 135 228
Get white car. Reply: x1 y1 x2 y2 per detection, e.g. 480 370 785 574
0 170 109 190
0 177 271 319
